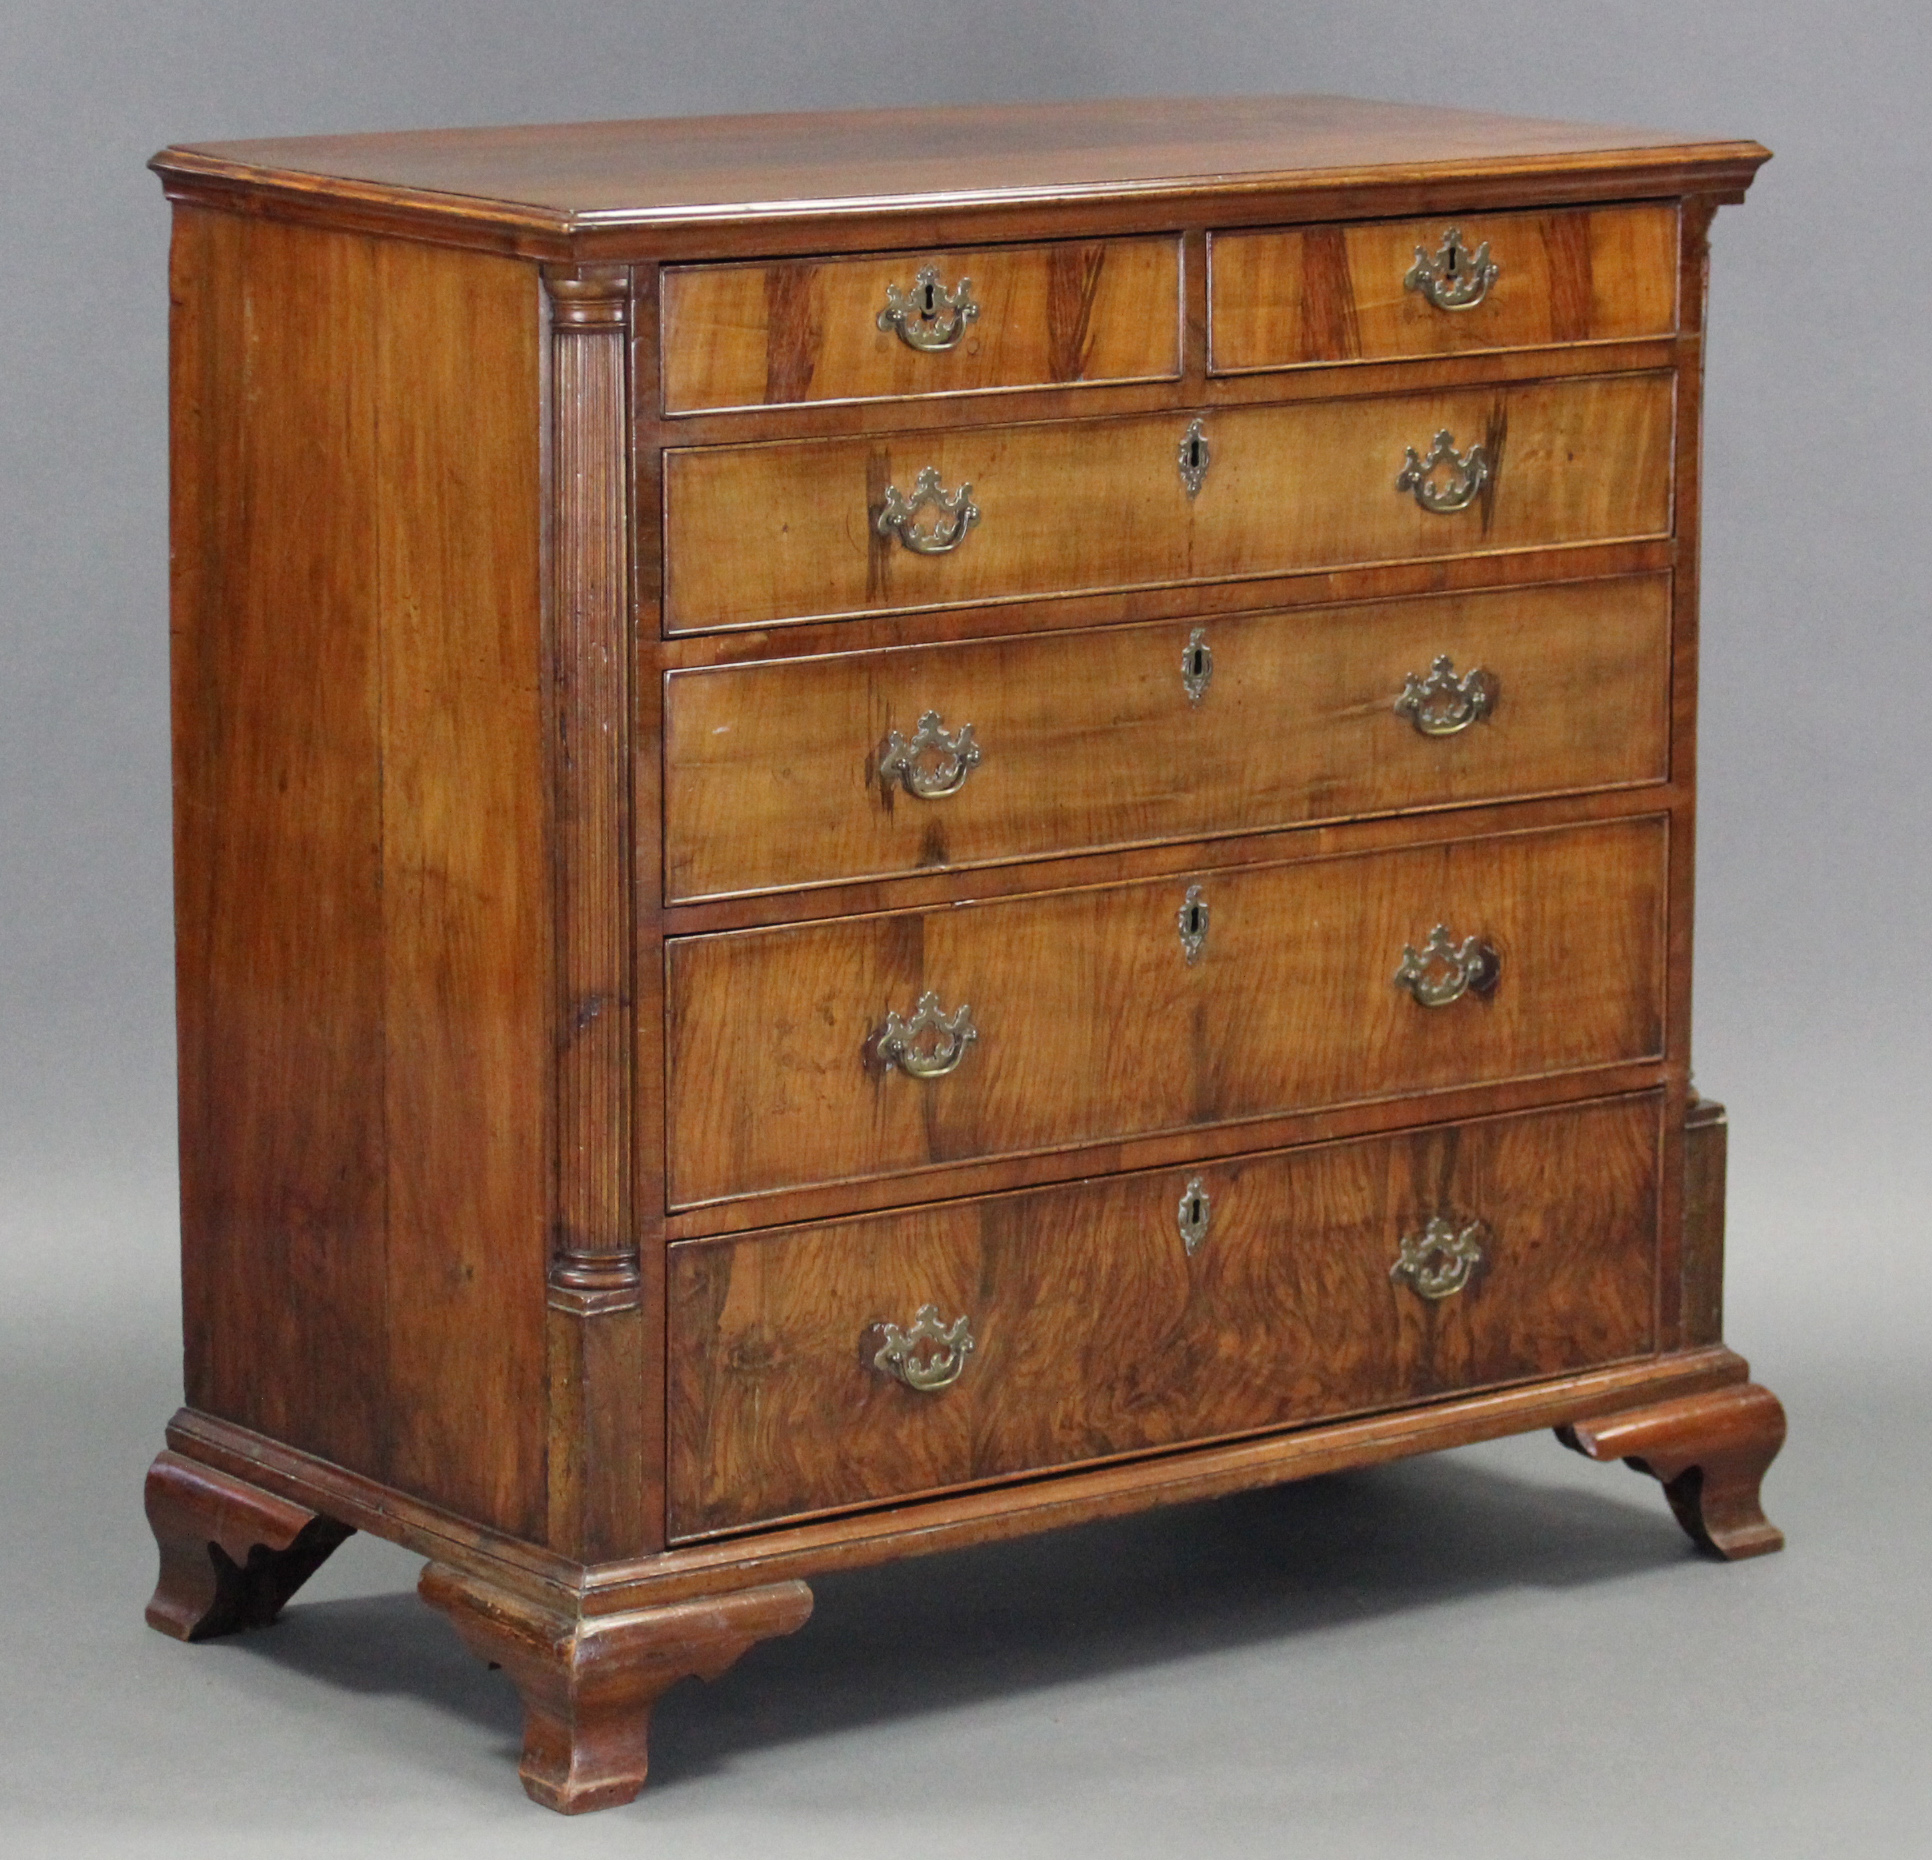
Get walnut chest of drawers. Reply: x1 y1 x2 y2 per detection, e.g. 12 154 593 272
143 95 1784 1812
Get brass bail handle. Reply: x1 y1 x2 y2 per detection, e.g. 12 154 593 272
1395 656 1498 737
877 466 980 555
1391 1215 1490 1300
879 710 980 799
878 265 980 352
875 991 978 1078
1395 925 1499 1007
1404 227 1500 311
870 1304 976 1392
1397 430 1490 514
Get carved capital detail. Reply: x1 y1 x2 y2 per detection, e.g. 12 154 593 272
544 263 632 331
547 1250 644 1316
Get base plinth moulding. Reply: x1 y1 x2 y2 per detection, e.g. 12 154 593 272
141 1353 1783 1812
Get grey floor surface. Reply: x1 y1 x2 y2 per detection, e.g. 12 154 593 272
2 1114 1926 1859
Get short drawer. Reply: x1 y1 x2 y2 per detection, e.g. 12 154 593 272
1209 204 1679 374
662 372 1674 631
667 1091 1661 1537
664 575 1672 901
664 815 1666 1207
660 236 1182 413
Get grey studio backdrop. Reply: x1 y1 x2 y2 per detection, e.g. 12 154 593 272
3 4 1926 1855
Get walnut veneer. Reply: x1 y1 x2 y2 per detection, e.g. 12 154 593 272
143 94 1782 1813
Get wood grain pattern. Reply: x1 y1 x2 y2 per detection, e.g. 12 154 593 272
151 97 1768 260
1209 204 1678 372
668 1093 1661 1537
169 207 551 1540
376 238 549 1543
170 207 390 1471
662 372 1675 630
663 575 1672 900
664 816 1667 1207
661 237 1179 411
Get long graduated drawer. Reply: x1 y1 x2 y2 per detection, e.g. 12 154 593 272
664 815 1667 1207
666 1091 1662 1537
662 372 1675 630
664 574 1672 901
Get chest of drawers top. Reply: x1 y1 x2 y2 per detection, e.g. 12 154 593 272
155 92 1765 252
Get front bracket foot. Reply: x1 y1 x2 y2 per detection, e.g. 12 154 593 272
144 1449 355 1640
1558 1380 1788 1559
419 1565 814 1814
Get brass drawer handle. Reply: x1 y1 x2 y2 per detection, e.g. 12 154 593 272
872 1304 976 1392
1404 227 1500 312
880 710 980 798
1395 925 1499 1007
877 467 980 555
1391 1215 1490 1300
1397 430 1489 514
876 991 978 1078
1395 655 1498 736
877 266 980 352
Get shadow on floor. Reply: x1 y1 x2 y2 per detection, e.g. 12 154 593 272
238 1449 1693 1791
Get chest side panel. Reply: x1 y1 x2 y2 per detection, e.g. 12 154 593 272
169 207 550 1540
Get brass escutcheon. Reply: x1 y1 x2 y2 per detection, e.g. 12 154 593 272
1177 1177 1212 1257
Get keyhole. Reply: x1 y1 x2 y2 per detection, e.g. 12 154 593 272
1186 1193 1204 1226
1186 435 1205 471
920 280 937 315
1186 644 1207 681
1184 902 1205 938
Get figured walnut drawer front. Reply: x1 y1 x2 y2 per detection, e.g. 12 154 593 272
661 372 1674 631
663 574 1671 902
660 237 1182 412
1208 203 1679 374
664 815 1666 1207
666 1091 1661 1538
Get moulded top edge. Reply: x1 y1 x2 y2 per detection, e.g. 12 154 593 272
149 94 1771 244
